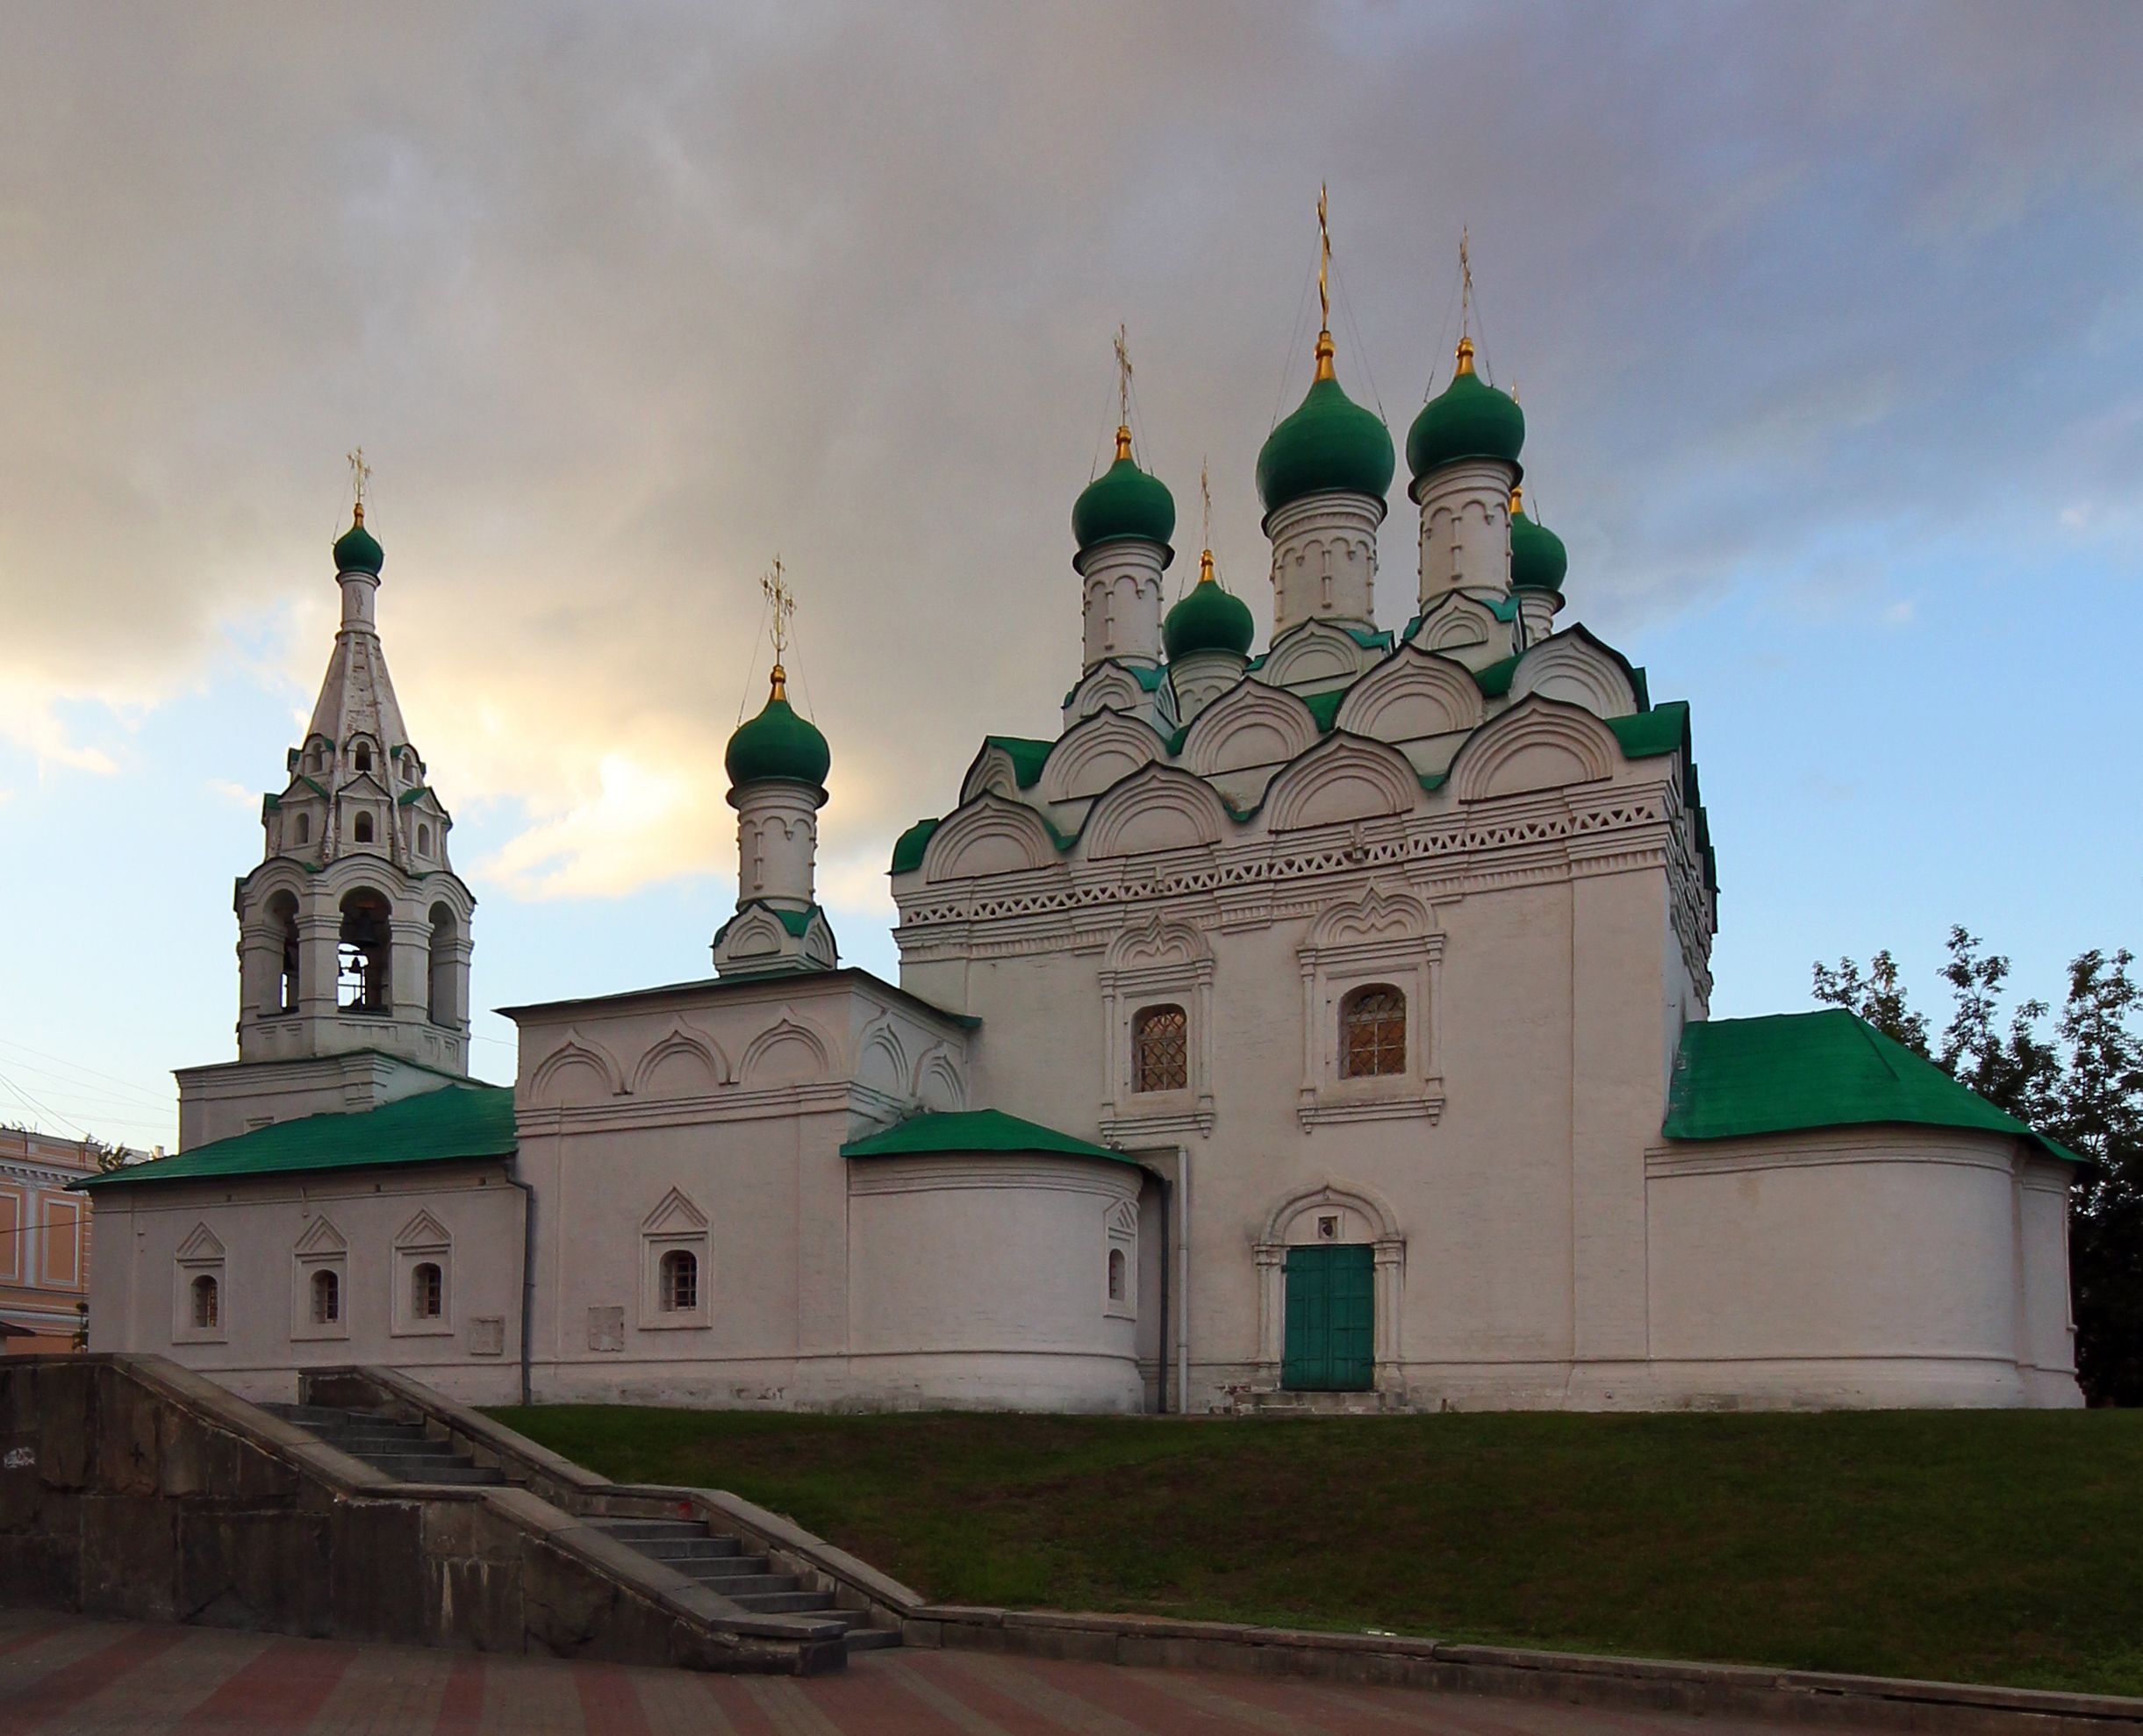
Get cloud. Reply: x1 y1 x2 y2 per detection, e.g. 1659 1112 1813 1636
3 2 2141 897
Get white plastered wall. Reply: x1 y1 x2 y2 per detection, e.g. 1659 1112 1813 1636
83 1159 524 1405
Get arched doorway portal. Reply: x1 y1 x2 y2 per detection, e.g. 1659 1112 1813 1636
1254 1183 1405 1395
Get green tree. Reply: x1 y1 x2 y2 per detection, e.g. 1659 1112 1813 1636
1812 933 2142 1405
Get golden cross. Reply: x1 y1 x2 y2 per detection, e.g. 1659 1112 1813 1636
1459 226 1473 340
761 556 794 662
1316 183 1331 333
1113 324 1133 430
346 447 371 512
1200 458 1213 551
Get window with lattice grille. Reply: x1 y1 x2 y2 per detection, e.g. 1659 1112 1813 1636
1339 985 1407 1079
1133 1004 1188 1093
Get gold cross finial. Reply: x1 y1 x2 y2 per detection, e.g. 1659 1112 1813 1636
1316 183 1331 334
1112 325 1134 460
1459 227 1473 340
1313 184 1337 381
1199 458 1215 584
761 556 795 699
346 447 371 523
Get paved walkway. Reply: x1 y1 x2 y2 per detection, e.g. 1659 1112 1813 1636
0 1612 1869 1734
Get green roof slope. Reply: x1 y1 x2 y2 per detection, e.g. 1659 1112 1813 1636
76 1083 516 1189
1664 1010 2081 1163
842 1108 1131 1164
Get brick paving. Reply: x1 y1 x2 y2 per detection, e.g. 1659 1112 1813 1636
0 1611 1875 1735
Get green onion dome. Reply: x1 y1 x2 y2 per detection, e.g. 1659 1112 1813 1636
1406 338 1524 484
1164 551 1255 660
1073 428 1176 554
724 668 831 793
1509 486 1567 593
1255 333 1395 520
333 504 383 575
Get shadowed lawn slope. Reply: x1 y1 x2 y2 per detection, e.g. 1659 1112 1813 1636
484 1405 2143 1697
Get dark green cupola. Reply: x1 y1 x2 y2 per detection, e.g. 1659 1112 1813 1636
333 503 383 576
1407 337 1524 486
1255 331 1395 522
1073 428 1176 555
1509 484 1567 593
725 666 831 796
1164 549 1255 660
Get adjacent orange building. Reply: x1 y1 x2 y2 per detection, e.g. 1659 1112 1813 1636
1 1130 97 1352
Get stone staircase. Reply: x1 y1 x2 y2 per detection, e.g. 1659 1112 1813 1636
266 1399 893 1655
589 1517 898 1653
1229 1388 1395 1417
263 1402 515 1486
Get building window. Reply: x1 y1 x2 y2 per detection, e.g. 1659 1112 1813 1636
1107 1247 1126 1302
1339 985 1407 1079
660 1249 698 1312
354 743 372 772
427 902 458 1027
294 812 310 845
354 813 375 843
417 823 431 857
269 889 301 1013
191 1273 219 1329
310 1268 340 1324
1133 1004 1188 1093
412 1261 443 1319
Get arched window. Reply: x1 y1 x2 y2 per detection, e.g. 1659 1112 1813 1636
1107 1247 1126 1302
354 743 372 773
269 890 301 1013
310 1268 340 1324
1133 1004 1187 1094
412 1261 443 1319
660 1249 698 1312
190 1274 219 1330
294 812 310 845
338 889 391 1013
427 902 456 1026
1340 985 1407 1079
416 823 431 857
354 813 374 844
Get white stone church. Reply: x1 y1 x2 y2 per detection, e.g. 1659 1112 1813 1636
82 304 2083 1413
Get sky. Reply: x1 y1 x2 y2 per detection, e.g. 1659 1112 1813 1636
1 1 2138 1151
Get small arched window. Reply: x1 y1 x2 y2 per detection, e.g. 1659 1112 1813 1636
1133 1004 1188 1094
354 813 374 844
294 812 310 845
1107 1247 1126 1302
412 1261 443 1319
660 1249 699 1312
354 744 372 773
190 1274 219 1329
416 823 431 857
1340 985 1407 1079
310 1268 340 1324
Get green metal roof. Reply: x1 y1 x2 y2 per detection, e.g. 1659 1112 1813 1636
1663 1010 2082 1164
985 736 1052 789
842 1108 1133 1163
1473 654 1521 697
1303 687 1346 730
1607 701 1688 760
75 1083 516 1190
891 817 942 874
710 900 823 949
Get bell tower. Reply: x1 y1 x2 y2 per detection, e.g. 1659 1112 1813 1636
230 458 476 1076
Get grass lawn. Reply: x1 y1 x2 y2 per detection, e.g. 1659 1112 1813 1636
484 1404 2143 1697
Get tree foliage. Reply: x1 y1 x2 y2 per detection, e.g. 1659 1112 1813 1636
1813 929 2143 1406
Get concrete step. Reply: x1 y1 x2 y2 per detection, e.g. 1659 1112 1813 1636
263 1403 390 1428
731 1589 835 1615
680 1556 776 1583
639 1538 748 1563
326 1431 457 1454
696 1572 799 1599
843 1625 903 1653
358 1457 504 1485
592 1519 710 1542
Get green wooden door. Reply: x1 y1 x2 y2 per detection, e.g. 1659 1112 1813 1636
1281 1244 1374 1391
